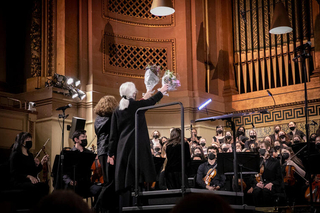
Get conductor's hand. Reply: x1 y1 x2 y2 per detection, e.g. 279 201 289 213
108 156 115 165
27 175 39 184
159 84 169 94
142 90 154 100
70 180 77 186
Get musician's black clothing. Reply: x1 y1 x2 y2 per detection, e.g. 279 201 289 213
9 150 49 206
252 157 282 206
196 161 226 189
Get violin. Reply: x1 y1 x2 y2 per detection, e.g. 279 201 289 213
35 138 50 183
91 145 104 184
305 174 320 202
283 165 296 186
256 164 264 183
203 167 217 186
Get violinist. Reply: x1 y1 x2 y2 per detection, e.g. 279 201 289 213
196 146 226 190
9 132 49 206
250 141 282 207
281 147 306 204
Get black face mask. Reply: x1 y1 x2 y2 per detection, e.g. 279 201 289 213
155 147 161 152
282 153 290 160
222 148 229 152
289 127 295 131
24 140 32 150
193 153 202 158
274 145 281 151
237 131 244 136
250 135 256 140
275 129 280 133
200 142 206 147
208 152 216 160
293 140 300 144
225 136 232 140
153 135 159 139
80 139 87 147
259 148 266 156
310 137 316 142
280 135 286 139
217 129 223 134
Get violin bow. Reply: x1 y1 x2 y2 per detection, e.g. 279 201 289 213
34 138 50 159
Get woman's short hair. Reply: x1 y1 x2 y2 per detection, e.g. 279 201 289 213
119 82 137 110
94 95 118 117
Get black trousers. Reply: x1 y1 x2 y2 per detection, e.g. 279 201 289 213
252 187 274 207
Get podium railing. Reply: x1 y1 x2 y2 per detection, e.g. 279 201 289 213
135 102 185 197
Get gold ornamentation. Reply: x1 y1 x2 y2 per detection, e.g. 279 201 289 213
30 0 42 77
103 33 176 78
102 0 174 27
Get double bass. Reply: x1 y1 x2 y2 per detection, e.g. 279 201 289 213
305 175 320 202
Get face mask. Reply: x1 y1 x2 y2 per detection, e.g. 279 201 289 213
259 148 266 156
155 147 161 152
280 135 285 139
282 153 289 160
310 137 316 142
193 153 202 158
238 131 244 136
275 129 280 133
274 145 280 151
225 136 232 140
208 152 216 160
293 140 300 144
217 130 223 134
80 139 87 147
250 135 256 140
222 148 229 152
200 142 206 147
24 140 32 149
153 135 159 139
289 127 295 131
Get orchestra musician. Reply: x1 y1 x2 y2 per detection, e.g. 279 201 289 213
249 141 282 207
287 121 307 142
62 130 102 200
281 147 307 204
9 132 49 206
270 125 281 143
196 146 226 190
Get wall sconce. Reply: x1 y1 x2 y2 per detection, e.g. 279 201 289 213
269 2 292 34
150 0 175 16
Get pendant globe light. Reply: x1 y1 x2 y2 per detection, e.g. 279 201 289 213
269 2 292 34
150 0 175 16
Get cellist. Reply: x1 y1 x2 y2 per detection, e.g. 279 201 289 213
281 147 307 204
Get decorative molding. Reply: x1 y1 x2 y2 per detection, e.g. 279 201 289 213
101 0 174 27
47 0 55 77
103 33 176 79
232 99 320 126
30 0 42 77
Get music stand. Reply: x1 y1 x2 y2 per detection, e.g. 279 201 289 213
62 150 96 191
217 152 260 205
305 153 320 174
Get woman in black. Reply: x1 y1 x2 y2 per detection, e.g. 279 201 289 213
108 82 168 205
10 132 49 206
94 95 118 184
93 95 118 211
165 128 191 189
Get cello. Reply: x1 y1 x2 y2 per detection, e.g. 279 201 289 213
305 175 320 202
